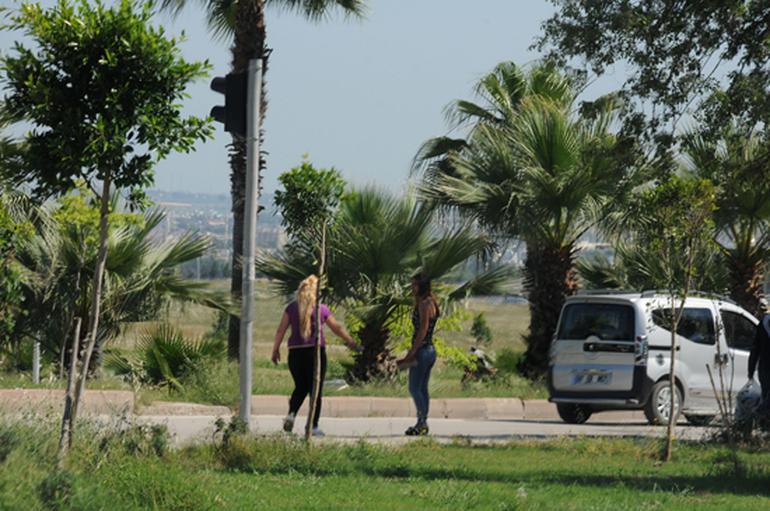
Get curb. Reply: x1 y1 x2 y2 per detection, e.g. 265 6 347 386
138 395 554 420
0 389 134 417
0 390 644 421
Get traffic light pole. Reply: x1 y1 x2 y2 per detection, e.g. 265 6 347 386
239 58 262 429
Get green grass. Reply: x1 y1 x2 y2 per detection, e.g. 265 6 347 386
2 420 770 510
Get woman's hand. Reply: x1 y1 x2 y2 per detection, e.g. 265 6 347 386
271 348 281 365
346 340 362 353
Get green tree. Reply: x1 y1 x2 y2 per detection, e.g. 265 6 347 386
683 127 770 317
258 188 510 380
2 0 212 428
623 176 717 461
538 1 770 145
10 196 230 376
0 203 27 348
416 63 642 378
160 0 366 360
274 160 346 248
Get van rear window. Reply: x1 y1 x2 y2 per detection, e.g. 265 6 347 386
558 303 635 341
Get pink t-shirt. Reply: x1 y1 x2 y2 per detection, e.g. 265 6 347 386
285 301 331 349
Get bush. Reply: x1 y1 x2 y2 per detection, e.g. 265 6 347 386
107 324 225 390
471 313 493 346
496 348 520 375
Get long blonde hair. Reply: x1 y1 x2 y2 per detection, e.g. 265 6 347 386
297 275 318 340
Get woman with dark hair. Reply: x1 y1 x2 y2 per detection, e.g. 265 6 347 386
397 272 440 436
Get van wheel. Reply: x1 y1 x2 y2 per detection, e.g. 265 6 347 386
644 380 682 425
685 414 714 426
556 403 592 424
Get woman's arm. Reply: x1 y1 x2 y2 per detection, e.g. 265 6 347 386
326 314 361 351
271 312 290 364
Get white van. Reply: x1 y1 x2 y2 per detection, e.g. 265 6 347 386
548 291 757 425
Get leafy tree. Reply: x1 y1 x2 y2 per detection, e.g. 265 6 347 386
416 63 643 378
11 196 231 376
623 176 717 461
259 187 510 380
273 160 346 248
683 127 770 317
1 0 212 427
0 203 27 348
160 0 366 360
538 1 770 145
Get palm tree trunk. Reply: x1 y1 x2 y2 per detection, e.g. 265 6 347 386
726 252 765 318
227 0 268 360
70 173 112 431
520 242 578 379
349 323 394 381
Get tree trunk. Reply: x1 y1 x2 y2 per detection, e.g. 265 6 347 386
663 300 678 462
227 0 268 360
306 225 326 440
58 317 82 465
520 242 578 379
70 173 111 433
726 251 765 318
349 323 395 381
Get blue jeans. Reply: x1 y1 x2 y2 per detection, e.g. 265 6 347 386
408 345 436 425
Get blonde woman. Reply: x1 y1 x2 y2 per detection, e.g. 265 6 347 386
271 275 359 435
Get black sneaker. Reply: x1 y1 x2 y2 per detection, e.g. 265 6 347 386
405 425 429 436
283 412 296 433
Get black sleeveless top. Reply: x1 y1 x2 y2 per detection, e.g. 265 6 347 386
411 299 439 347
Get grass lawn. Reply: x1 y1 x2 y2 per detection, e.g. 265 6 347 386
2 420 769 510
2 280 546 405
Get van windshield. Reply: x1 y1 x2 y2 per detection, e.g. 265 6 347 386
558 303 635 341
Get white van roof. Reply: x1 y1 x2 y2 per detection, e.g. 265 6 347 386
567 290 738 306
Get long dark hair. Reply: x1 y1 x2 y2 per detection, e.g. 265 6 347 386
412 272 440 317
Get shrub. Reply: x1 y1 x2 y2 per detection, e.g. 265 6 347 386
107 324 225 390
471 313 493 346
496 348 520 375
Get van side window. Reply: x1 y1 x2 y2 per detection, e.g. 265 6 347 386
721 310 755 351
557 303 635 341
651 308 715 345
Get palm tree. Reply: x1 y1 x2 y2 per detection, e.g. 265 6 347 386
257 188 511 380
683 127 770 317
415 64 638 378
160 0 366 360
11 200 231 375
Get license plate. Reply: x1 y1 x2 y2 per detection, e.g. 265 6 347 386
573 370 612 385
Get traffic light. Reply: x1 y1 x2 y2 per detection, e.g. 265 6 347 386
210 72 247 137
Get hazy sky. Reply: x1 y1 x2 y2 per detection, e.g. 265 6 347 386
1 1 625 195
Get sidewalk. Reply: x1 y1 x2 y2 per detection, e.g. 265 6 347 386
0 389 645 422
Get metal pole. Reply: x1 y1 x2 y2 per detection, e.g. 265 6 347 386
239 58 262 429
33 340 40 384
